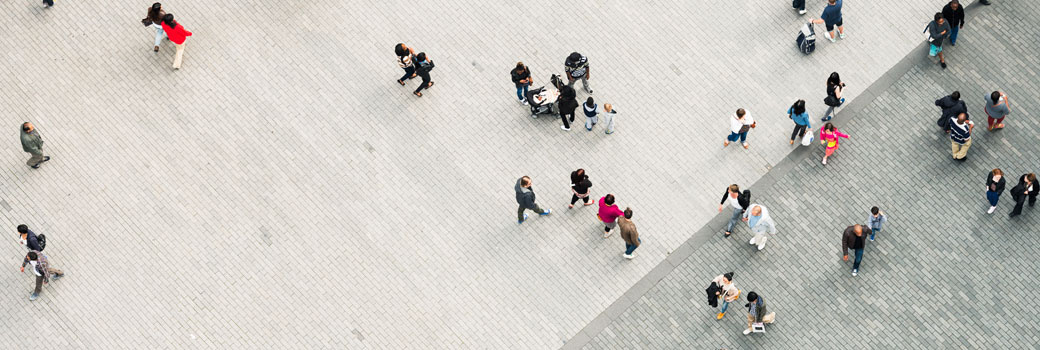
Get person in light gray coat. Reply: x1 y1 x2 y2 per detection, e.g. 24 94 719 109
515 176 551 224
742 204 777 250
20 122 51 169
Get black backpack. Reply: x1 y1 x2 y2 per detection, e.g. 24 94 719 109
418 60 435 72
37 234 46 250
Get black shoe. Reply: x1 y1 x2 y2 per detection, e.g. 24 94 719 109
941 62 947 69
43 156 51 162
979 0 990 4
30 164 40 169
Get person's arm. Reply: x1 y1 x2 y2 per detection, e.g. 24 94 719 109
968 120 975 133
834 85 843 99
959 9 965 27
719 191 729 211
842 232 850 257
838 131 849 139
585 66 590 80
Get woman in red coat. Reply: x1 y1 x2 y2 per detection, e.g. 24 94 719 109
161 14 192 69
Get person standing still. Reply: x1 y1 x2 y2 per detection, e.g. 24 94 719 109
712 273 740 320
743 204 777 251
20 122 51 169
564 52 592 94
511 62 532 105
583 97 599 131
788 100 812 145
819 122 849 165
412 53 435 97
724 108 755 149
1009 173 1037 218
984 91 1010 131
822 72 845 121
598 194 624 238
141 3 167 52
866 207 886 241
986 168 1006 214
841 224 867 276
942 0 965 46
569 168 593 209
949 112 974 161
161 14 192 69
25 251 64 301
718 184 751 238
395 43 417 86
603 103 619 134
934 91 966 132
618 208 641 259
515 176 551 224
810 0 845 42
558 84 578 131
42 0 53 8
926 13 951 69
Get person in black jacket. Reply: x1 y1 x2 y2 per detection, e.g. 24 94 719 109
558 84 578 131
986 168 1006 214
718 185 751 237
412 52 435 97
515 176 551 224
935 91 966 132
569 169 593 208
18 224 45 271
1009 173 1037 218
511 62 532 105
942 0 965 46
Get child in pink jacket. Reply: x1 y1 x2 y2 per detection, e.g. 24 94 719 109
598 194 624 238
819 122 849 165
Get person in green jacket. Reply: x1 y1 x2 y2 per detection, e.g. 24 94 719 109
20 122 51 169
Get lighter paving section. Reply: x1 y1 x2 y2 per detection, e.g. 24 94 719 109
0 0 955 348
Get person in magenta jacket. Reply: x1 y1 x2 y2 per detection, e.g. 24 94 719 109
819 122 849 165
161 14 192 69
598 194 624 238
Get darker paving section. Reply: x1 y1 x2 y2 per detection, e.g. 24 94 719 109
579 1 1040 348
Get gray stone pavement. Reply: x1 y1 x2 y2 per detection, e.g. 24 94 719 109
0 0 1001 348
581 0 1040 348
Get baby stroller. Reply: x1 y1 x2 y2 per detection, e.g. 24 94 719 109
525 74 564 118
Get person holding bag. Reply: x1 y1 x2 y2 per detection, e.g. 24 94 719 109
724 108 756 149
787 100 812 145
822 72 845 121
711 272 740 320
141 3 166 52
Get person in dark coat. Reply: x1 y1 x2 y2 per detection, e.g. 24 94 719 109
941 0 966 46
510 62 532 105
515 176 551 224
935 91 966 132
1009 173 1037 218
412 52 435 97
986 168 1006 214
557 84 578 131
569 169 593 208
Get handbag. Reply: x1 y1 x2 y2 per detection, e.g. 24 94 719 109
800 130 814 146
824 95 840 107
141 18 153 27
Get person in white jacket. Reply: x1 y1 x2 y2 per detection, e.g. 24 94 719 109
743 204 777 250
724 108 755 149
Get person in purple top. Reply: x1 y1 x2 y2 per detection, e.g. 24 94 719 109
810 0 845 43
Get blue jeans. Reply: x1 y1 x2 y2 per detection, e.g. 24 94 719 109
720 300 731 313
987 191 1000 206
950 25 960 45
625 238 641 255
516 83 529 101
725 207 743 232
870 228 879 240
852 248 864 270
726 131 748 143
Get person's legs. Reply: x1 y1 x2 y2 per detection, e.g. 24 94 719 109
987 114 997 130
172 42 186 69
755 232 769 249
516 87 524 101
414 72 431 94
531 204 546 215
560 112 572 129
958 138 972 158
566 76 576 87
791 124 806 141
518 205 527 222
1010 199 1025 217
951 141 961 159
824 105 836 120
738 132 748 143
950 25 959 45
870 228 879 241
720 300 730 313
994 116 1005 129
625 239 640 255
26 152 45 167
154 25 166 48
793 0 805 11
725 207 742 233
33 274 44 295
853 248 864 270
43 0 53 6
987 191 1000 206
580 76 591 93
570 194 580 205
825 23 836 41
604 113 615 134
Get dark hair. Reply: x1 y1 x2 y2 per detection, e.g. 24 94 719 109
1027 173 1037 183
623 208 633 219
571 169 585 184
148 3 163 22
568 52 582 62
394 43 406 57
17 224 28 234
827 72 841 86
792 100 806 115
22 122 31 132
162 13 175 28
416 52 427 62
951 91 960 101
871 207 879 215
586 97 594 107
515 62 525 71
521 176 531 186
27 251 38 260
736 108 745 118
723 272 734 280
824 122 835 132
605 194 615 205
991 91 1001 104
934 12 943 22
746 291 758 302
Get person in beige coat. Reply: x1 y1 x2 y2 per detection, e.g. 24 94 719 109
712 272 740 320
618 208 640 259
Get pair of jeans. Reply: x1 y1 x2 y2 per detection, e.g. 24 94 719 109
399 66 416 83
720 299 731 313
152 24 167 47
517 204 545 221
791 124 808 141
852 248 864 270
950 25 960 45
726 131 748 143
625 238 641 255
792 0 805 10
516 83 529 101
870 228 879 240
987 191 1001 207
725 207 743 232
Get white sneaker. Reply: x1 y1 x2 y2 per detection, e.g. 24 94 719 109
839 32 847 39
743 329 752 335
829 35 837 43
798 9 807 15
757 245 765 251
988 206 997 214
748 238 756 245
603 231 613 238
852 269 858 276
822 158 828 165
561 125 571 131
623 253 634 260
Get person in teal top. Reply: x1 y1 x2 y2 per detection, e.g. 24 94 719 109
787 100 812 145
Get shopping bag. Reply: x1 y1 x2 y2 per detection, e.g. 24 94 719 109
800 131 814 146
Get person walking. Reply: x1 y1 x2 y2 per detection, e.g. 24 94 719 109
42 0 54 8
934 91 966 132
942 0 965 46
598 194 624 238
564 52 592 94
718 184 751 238
582 97 599 131
141 3 167 52
515 176 551 224
17 225 45 254
842 224 868 276
20 122 51 169
569 169 593 209
986 168 1006 214
819 122 849 165
983 91 1010 131
712 272 740 320
788 100 812 145
511 62 533 105
792 0 807 15
558 84 578 131
603 103 619 134
1009 173 1037 218
161 14 192 69
618 208 641 259
866 207 886 241
810 0 845 43
949 112 974 161
822 72 845 121
412 52 435 97
742 292 776 335
743 204 777 251
724 109 755 149
25 251 64 301
394 43 417 86
926 12 951 69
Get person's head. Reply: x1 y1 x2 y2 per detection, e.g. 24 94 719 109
723 272 734 283
162 13 175 27
27 251 38 261
604 103 613 112
1027 173 1037 184
750 205 762 216
568 52 582 62
623 208 633 219
394 43 408 57
17 224 28 235
871 207 880 216
957 112 968 123
736 108 746 119
991 168 1003 181
149 3 162 19
746 291 758 302
605 194 616 205
728 184 740 196
515 61 525 72
416 52 427 62
991 91 1001 104
828 0 836 4
586 97 595 107
792 100 806 115
22 122 33 132
950 91 960 101
521 176 532 187
934 13 945 24
828 72 841 85
950 0 960 10
853 224 864 236
575 168 585 177
824 122 835 132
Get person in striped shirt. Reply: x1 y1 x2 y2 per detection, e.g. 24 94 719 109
949 112 975 161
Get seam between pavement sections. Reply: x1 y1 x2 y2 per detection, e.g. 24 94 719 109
559 3 986 349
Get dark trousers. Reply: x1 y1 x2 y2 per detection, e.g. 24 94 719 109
1010 196 1035 217
852 248 864 270
625 238 641 255
33 268 63 294
518 204 545 221
792 0 805 10
399 66 416 82
791 124 808 141
43 0 54 5
570 194 590 205
413 71 431 94
560 111 575 128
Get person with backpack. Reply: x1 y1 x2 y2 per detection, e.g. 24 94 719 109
984 91 1010 131
569 168 593 208
935 91 966 133
1009 173 1037 218
583 97 599 131
17 225 45 266
160 14 192 69
412 52 435 97
822 72 845 121
511 62 533 105
718 184 750 238
394 43 417 86
787 100 812 145
25 251 64 301
942 0 966 46
926 12 951 69
743 292 775 335
564 52 592 94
